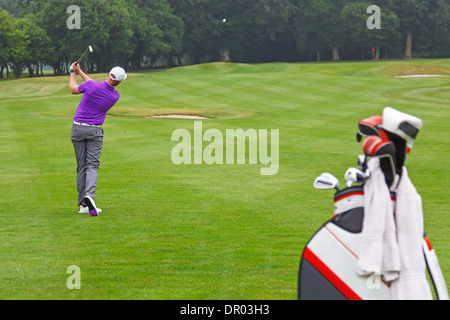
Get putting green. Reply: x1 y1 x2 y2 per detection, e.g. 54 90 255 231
0 59 448 299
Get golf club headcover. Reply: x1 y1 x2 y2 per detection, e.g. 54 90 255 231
357 115 383 142
357 107 422 184
381 107 422 151
381 107 423 170
363 135 397 187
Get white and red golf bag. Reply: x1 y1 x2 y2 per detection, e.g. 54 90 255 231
298 107 449 300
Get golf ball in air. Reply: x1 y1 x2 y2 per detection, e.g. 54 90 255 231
223 18 226 23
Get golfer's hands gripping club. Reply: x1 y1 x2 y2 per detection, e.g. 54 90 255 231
70 62 81 75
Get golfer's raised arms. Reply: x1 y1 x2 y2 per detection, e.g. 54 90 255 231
69 62 93 94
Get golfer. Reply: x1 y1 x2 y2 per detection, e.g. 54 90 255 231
69 63 127 216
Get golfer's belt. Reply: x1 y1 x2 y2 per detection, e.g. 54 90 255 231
73 121 102 128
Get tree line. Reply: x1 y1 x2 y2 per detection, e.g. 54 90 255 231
0 0 448 78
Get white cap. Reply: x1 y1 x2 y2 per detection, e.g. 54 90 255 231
109 66 127 81
381 107 422 149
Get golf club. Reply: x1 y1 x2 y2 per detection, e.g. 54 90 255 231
358 154 367 172
314 172 340 191
75 45 93 66
344 167 368 188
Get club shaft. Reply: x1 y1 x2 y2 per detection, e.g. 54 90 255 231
76 47 90 64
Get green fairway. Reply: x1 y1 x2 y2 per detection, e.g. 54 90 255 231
0 59 449 299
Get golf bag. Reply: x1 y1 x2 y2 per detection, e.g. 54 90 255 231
298 186 449 300
298 107 449 300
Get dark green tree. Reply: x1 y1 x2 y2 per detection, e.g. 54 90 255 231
0 9 27 78
169 0 297 63
294 0 347 61
340 1 399 61
393 0 428 59
168 0 219 64
0 0 20 16
129 0 184 69
16 17 51 76
412 0 449 58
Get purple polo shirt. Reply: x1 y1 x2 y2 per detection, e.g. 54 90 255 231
74 80 120 125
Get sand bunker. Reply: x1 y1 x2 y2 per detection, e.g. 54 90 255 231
395 75 450 78
149 114 209 120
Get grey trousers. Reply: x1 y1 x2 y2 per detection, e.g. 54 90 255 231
71 124 104 206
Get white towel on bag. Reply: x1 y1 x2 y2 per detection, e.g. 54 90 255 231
390 166 432 300
357 158 433 299
357 158 400 281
